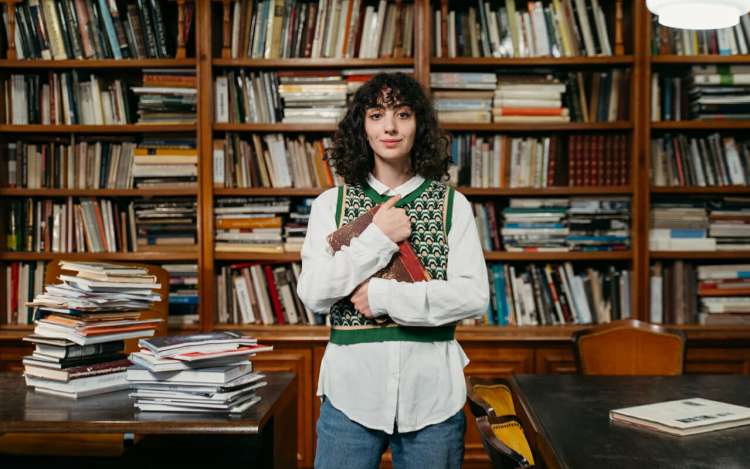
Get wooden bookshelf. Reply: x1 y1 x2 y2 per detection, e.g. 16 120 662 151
4 2 750 467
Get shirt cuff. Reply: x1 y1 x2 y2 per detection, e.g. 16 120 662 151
358 223 399 258
367 277 391 318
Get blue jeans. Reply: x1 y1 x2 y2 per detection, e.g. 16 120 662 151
314 398 465 469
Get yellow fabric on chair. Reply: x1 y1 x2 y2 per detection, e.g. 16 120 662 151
491 420 535 466
473 384 516 416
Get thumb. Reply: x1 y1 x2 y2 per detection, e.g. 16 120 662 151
381 194 401 210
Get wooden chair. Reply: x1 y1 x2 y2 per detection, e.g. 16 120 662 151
572 319 686 375
0 260 170 459
466 376 516 418
476 415 535 469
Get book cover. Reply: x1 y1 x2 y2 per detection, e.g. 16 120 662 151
610 398 750 436
327 204 430 282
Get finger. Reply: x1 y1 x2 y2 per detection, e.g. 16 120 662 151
380 194 402 210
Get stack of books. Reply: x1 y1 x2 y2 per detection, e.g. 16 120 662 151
130 198 198 251
23 261 162 398
650 202 714 251
709 198 750 251
493 75 569 123
689 65 750 120
501 199 570 252
214 197 291 253
698 264 750 325
342 68 414 94
566 198 630 251
132 69 197 125
127 332 272 413
163 264 199 326
431 73 497 123
278 71 347 124
132 138 198 189
284 199 313 253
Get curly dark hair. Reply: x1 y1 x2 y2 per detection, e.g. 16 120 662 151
326 73 450 185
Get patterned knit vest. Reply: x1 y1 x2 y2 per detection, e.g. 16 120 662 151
329 179 456 345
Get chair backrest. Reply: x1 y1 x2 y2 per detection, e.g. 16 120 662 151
476 415 534 469
466 376 516 418
44 260 169 353
572 319 686 375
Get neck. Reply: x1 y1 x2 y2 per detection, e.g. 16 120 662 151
372 156 413 189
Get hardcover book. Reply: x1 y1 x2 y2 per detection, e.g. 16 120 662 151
327 205 431 282
610 398 750 436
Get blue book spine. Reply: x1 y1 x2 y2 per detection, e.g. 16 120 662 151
97 0 122 59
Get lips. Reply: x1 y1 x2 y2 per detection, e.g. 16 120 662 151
381 139 402 146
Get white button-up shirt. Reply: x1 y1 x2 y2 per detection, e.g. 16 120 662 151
296 173 489 434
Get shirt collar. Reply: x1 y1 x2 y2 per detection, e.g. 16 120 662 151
366 173 425 197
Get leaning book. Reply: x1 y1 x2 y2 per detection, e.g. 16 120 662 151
610 398 750 436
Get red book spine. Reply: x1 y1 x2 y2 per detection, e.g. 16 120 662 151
262 265 286 325
568 135 576 187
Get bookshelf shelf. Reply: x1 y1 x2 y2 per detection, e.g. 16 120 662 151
0 252 199 262
483 251 632 262
0 125 196 134
0 188 198 197
215 188 326 197
441 122 633 132
214 252 302 262
651 55 750 64
651 186 750 195
651 121 750 130
214 123 338 132
461 186 633 196
431 56 635 67
212 58 415 68
0 59 197 69
650 251 750 260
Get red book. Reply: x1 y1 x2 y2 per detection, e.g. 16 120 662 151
263 265 287 325
328 205 431 282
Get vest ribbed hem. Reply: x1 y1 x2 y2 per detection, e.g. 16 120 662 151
329 325 456 345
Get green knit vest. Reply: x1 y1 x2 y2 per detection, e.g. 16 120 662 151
329 179 456 345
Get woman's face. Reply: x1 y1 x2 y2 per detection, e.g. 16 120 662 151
364 102 416 165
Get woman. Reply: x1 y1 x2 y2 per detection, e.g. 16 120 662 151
297 73 489 469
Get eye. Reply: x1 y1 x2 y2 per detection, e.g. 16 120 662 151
398 110 412 119
368 112 382 120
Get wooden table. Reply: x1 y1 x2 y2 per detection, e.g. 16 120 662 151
0 371 297 469
511 374 750 469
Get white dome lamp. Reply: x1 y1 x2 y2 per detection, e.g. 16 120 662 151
647 0 750 30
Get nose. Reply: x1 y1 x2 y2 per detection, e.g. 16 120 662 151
384 113 397 133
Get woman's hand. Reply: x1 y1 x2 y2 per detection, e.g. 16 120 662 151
373 194 411 243
351 280 372 317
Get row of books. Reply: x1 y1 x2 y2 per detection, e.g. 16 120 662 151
431 71 628 123
3 261 45 325
650 262 750 326
486 262 631 326
434 0 613 59
474 197 630 252
163 263 199 326
225 0 414 59
213 134 343 189
651 134 749 188
217 262 318 326
652 66 750 121
2 0 190 60
5 197 197 253
650 198 750 251
0 137 198 189
651 14 750 56
448 133 628 188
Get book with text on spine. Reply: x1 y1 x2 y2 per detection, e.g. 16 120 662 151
327 204 430 282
